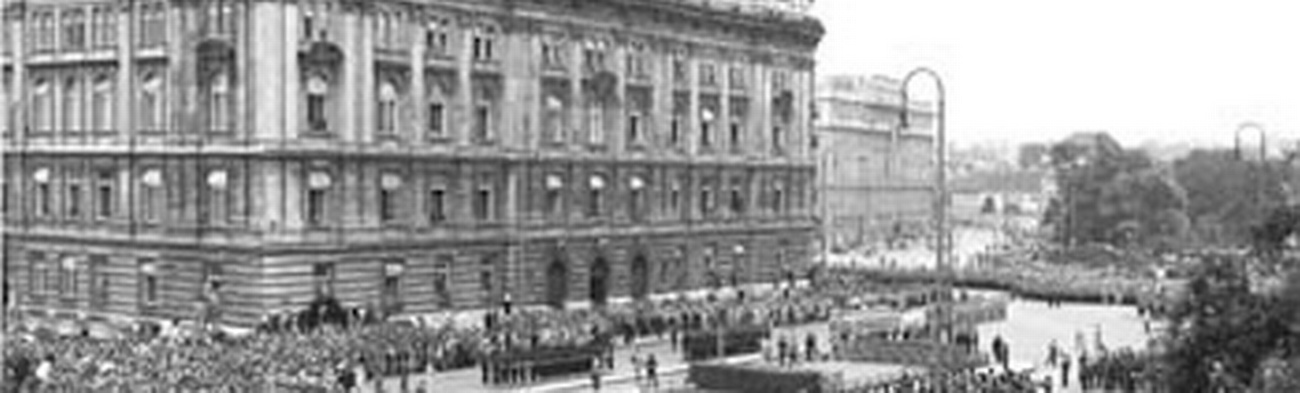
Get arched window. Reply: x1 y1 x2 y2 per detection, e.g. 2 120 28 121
139 73 163 131
33 79 53 132
306 74 329 132
377 81 398 135
208 73 230 132
63 77 82 132
92 75 114 131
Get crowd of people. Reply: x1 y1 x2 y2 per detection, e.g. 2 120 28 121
3 287 835 391
841 369 1043 393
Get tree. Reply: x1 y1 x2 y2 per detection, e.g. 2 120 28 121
1044 133 1190 248
1161 256 1290 392
1174 149 1291 246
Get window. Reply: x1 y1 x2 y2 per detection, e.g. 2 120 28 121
729 121 742 150
60 257 78 298
139 73 163 131
543 94 565 143
67 182 83 218
542 41 566 69
141 169 162 223
28 252 46 295
628 177 645 222
700 187 712 216
729 67 747 90
92 76 114 131
96 170 114 219
472 29 496 62
33 79 53 132
205 170 229 224
208 0 233 35
473 104 491 142
306 171 331 227
377 81 399 136
627 113 642 145
672 58 687 84
313 263 335 297
730 186 744 215
379 173 402 223
94 6 117 48
427 187 446 224
34 168 52 217
773 185 785 213
427 103 445 138
208 73 230 132
474 183 493 221
426 19 450 57
669 181 681 216
480 269 493 296
669 117 682 147
700 63 718 87
90 255 109 309
772 126 784 153
588 176 605 218
586 102 604 145
545 175 564 218
63 77 82 132
139 259 159 305
433 256 452 307
139 3 167 47
306 75 329 132
33 12 55 52
302 9 316 40
626 48 650 80
582 41 607 72
700 108 715 148
64 10 87 50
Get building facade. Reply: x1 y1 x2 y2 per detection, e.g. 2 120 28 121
814 74 935 251
1 0 823 328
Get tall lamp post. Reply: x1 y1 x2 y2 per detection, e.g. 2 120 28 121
899 68 947 278
899 67 948 342
1234 122 1267 162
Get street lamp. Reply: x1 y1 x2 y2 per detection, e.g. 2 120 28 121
899 67 948 347
1234 122 1267 162
899 67 947 280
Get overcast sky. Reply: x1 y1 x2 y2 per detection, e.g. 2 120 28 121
810 0 1299 148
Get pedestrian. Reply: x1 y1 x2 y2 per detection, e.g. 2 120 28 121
646 354 659 388
1061 352 1072 388
590 364 603 391
1046 339 1060 367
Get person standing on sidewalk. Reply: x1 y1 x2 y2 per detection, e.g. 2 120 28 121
646 354 659 389
1060 351 1072 388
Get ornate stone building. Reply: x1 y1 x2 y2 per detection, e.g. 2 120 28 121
1 0 823 328
815 74 936 250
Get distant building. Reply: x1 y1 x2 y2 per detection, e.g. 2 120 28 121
814 74 936 250
1 0 823 329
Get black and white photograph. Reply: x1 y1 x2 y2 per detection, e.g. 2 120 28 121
0 0 1297 391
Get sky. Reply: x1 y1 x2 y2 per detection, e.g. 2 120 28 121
810 0 1299 148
